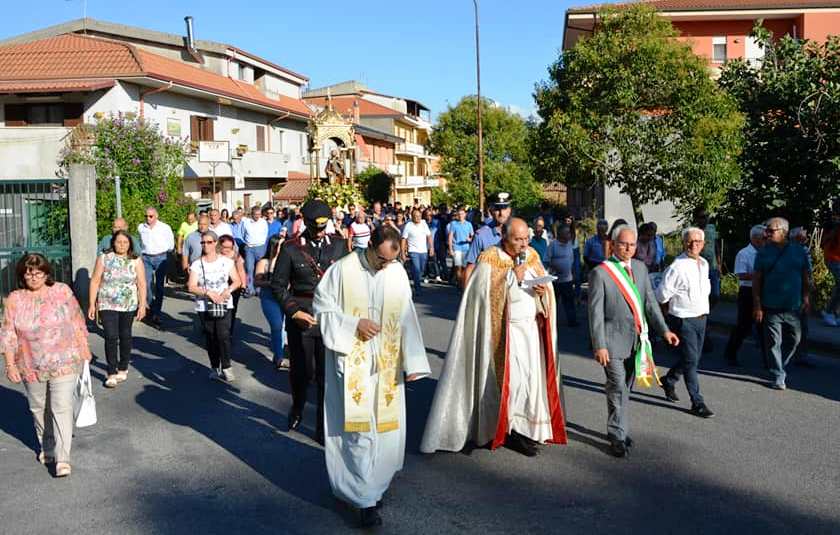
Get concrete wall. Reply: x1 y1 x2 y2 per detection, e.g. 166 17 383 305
603 184 680 233
0 127 72 179
674 18 797 65
801 12 840 42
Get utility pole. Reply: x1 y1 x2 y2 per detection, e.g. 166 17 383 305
473 0 485 214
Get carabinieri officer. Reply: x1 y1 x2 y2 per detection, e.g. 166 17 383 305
271 200 348 443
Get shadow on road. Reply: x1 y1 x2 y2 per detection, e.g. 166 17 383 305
0 384 37 452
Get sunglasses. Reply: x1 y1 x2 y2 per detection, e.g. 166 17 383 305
201 240 216 245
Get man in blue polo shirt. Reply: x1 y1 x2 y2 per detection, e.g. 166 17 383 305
447 206 474 288
753 217 810 390
463 192 512 284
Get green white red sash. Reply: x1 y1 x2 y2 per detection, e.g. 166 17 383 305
599 257 660 387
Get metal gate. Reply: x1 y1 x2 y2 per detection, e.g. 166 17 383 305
0 179 71 306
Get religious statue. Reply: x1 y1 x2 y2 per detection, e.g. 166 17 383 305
325 149 346 185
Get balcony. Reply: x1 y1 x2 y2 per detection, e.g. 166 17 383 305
186 150 289 179
395 175 440 188
396 142 428 157
0 127 71 179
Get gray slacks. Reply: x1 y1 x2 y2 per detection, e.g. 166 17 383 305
24 373 77 464
604 354 635 442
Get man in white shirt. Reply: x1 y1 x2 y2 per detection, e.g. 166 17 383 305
242 205 269 296
138 206 175 327
400 208 433 297
723 225 766 366
208 208 233 239
656 227 714 418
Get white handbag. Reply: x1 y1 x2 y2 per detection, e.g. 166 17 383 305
73 361 97 428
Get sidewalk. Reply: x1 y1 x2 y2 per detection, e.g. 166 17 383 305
709 301 840 355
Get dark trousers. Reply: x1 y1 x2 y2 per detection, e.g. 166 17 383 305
201 310 232 370
724 286 766 363
604 355 635 443
100 309 135 375
553 280 577 326
286 319 325 436
230 289 242 336
663 315 706 406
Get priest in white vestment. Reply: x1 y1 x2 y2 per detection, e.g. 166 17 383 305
421 218 567 457
314 225 430 528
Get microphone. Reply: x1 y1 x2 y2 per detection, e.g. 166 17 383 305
516 251 526 287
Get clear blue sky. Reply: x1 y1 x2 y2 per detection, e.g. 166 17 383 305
2 0 578 119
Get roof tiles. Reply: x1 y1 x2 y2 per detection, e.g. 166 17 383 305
569 0 840 13
0 34 310 117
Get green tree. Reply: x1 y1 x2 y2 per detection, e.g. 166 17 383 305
717 27 840 240
60 114 194 238
355 166 392 205
533 4 744 223
430 96 543 211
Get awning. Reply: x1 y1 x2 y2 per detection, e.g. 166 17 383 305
274 178 313 202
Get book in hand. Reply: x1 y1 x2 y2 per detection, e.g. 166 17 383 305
521 275 557 289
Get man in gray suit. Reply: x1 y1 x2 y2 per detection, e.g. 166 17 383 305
588 225 679 458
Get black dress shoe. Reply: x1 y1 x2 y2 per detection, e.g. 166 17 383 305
359 507 383 528
287 411 302 431
505 432 538 457
661 381 680 402
690 404 715 418
608 441 628 458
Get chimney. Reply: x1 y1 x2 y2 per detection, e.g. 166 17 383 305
353 99 360 124
184 16 196 51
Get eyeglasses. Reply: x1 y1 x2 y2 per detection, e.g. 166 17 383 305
24 270 46 278
687 239 705 245
765 228 783 234
200 240 216 245
145 214 156 218
614 241 636 248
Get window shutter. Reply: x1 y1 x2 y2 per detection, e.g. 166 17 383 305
205 118 214 141
256 125 265 151
63 103 84 127
5 104 27 126
190 116 200 141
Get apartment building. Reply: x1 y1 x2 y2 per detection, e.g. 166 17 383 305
0 17 313 211
561 0 840 228
304 81 442 206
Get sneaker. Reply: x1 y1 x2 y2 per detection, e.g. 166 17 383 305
434 276 443 283
690 404 715 418
104 375 119 388
821 311 838 327
769 383 787 391
220 367 236 382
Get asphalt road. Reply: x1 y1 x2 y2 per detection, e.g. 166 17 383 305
0 284 838 534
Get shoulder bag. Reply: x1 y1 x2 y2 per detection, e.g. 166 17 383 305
201 259 227 318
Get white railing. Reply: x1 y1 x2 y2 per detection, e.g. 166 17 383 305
396 142 426 156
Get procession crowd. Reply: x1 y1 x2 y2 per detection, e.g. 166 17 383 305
2 191 839 528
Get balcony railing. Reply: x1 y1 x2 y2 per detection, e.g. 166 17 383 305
186 150 289 179
395 175 439 188
396 142 427 157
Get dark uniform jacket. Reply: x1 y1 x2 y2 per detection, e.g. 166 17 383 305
270 233 348 320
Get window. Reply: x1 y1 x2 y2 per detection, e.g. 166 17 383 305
712 36 727 63
4 103 83 127
190 115 214 143
256 125 266 152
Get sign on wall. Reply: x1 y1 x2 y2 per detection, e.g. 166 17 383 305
199 141 230 163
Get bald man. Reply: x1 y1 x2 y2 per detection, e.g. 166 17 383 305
422 217 567 457
98 217 141 256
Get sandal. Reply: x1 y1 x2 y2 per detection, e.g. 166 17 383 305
55 463 72 477
104 375 118 388
115 370 128 383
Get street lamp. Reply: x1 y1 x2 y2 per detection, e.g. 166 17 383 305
473 0 485 214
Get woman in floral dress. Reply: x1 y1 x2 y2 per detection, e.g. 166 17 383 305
1 253 92 477
88 230 147 388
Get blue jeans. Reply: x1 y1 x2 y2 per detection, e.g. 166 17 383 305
143 253 168 316
244 244 267 295
408 252 428 295
553 280 577 326
663 315 707 406
763 310 802 387
827 261 840 316
259 290 285 365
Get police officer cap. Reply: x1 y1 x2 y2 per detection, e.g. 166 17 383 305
490 192 512 208
301 200 331 229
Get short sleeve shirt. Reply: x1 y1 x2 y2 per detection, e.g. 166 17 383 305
754 243 807 311
178 221 198 241
448 220 473 253
190 256 234 312
465 222 502 265
402 221 431 253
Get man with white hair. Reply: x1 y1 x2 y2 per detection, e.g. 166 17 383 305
753 217 810 390
656 227 714 418
588 225 678 457
723 225 766 366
